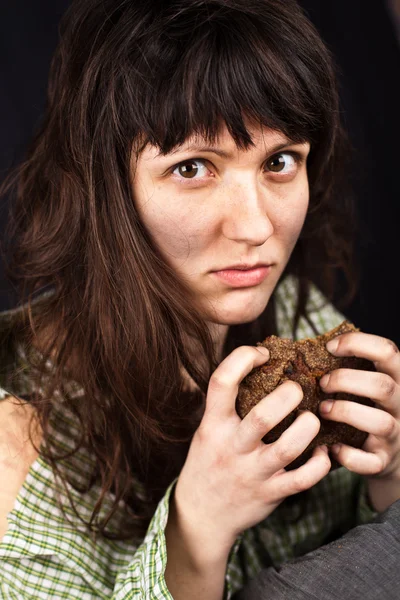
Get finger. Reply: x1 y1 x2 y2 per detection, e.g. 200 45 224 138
319 399 399 440
235 380 303 454
205 346 270 420
326 332 400 384
268 445 331 500
320 368 400 416
261 410 320 472
330 443 389 476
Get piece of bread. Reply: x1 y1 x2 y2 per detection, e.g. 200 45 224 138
236 321 375 470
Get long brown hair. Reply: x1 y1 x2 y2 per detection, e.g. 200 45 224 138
1 0 356 540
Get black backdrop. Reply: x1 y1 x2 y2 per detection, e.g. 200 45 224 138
1 1 400 345
0 0 70 309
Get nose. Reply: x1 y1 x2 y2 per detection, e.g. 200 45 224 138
221 180 274 246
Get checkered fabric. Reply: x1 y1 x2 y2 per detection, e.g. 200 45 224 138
0 276 377 599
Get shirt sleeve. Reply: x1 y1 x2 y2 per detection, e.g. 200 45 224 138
111 480 244 600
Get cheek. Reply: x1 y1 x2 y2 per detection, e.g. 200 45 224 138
136 188 215 259
273 182 309 241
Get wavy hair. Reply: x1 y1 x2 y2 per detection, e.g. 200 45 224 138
1 0 356 539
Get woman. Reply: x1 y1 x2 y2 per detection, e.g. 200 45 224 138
1 0 399 598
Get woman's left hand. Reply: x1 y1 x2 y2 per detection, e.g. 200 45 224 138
318 331 400 513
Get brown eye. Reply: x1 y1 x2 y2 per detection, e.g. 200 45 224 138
266 154 286 172
172 159 209 181
265 152 297 174
177 160 199 178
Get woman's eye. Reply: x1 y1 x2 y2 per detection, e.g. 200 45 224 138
172 159 209 180
265 152 298 174
170 153 301 183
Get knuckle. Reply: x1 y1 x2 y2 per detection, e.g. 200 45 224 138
370 456 386 475
272 441 297 465
343 453 355 471
196 419 214 444
291 471 314 493
381 339 399 362
208 373 231 393
320 454 332 473
380 414 397 438
379 453 390 472
248 407 270 433
370 464 383 476
377 375 396 399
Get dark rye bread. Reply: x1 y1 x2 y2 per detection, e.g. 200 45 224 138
236 321 375 470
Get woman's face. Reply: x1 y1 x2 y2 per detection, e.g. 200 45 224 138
132 123 310 326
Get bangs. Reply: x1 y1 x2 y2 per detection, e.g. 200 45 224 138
128 1 334 155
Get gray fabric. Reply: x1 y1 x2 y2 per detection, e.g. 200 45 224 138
235 499 400 600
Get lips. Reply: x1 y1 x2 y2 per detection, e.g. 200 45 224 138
213 263 272 271
212 265 272 287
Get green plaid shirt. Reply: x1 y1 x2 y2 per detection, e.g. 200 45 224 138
0 276 377 599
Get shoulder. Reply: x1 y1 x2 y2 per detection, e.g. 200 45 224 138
0 395 42 540
0 395 41 457
275 275 346 339
0 299 48 540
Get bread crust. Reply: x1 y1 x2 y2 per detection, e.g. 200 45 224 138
236 321 375 470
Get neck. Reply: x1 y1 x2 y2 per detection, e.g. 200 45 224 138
208 322 229 363
179 323 229 393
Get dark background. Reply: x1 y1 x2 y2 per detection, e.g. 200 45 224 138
1 1 400 344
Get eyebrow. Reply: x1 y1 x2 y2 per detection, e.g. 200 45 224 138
158 139 304 160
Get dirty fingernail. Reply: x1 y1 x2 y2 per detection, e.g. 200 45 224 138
257 347 269 357
326 339 339 353
319 400 333 413
320 374 330 387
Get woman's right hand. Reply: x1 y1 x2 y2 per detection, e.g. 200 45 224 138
171 345 331 562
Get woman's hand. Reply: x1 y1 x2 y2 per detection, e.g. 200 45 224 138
171 346 331 563
0 396 41 541
319 332 400 513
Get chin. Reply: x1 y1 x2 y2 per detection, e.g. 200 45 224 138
210 294 271 326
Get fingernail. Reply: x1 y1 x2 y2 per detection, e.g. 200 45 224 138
331 444 341 453
320 374 330 387
319 400 333 413
326 339 339 353
257 347 269 357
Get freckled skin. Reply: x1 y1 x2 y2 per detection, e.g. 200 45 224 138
132 123 310 335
